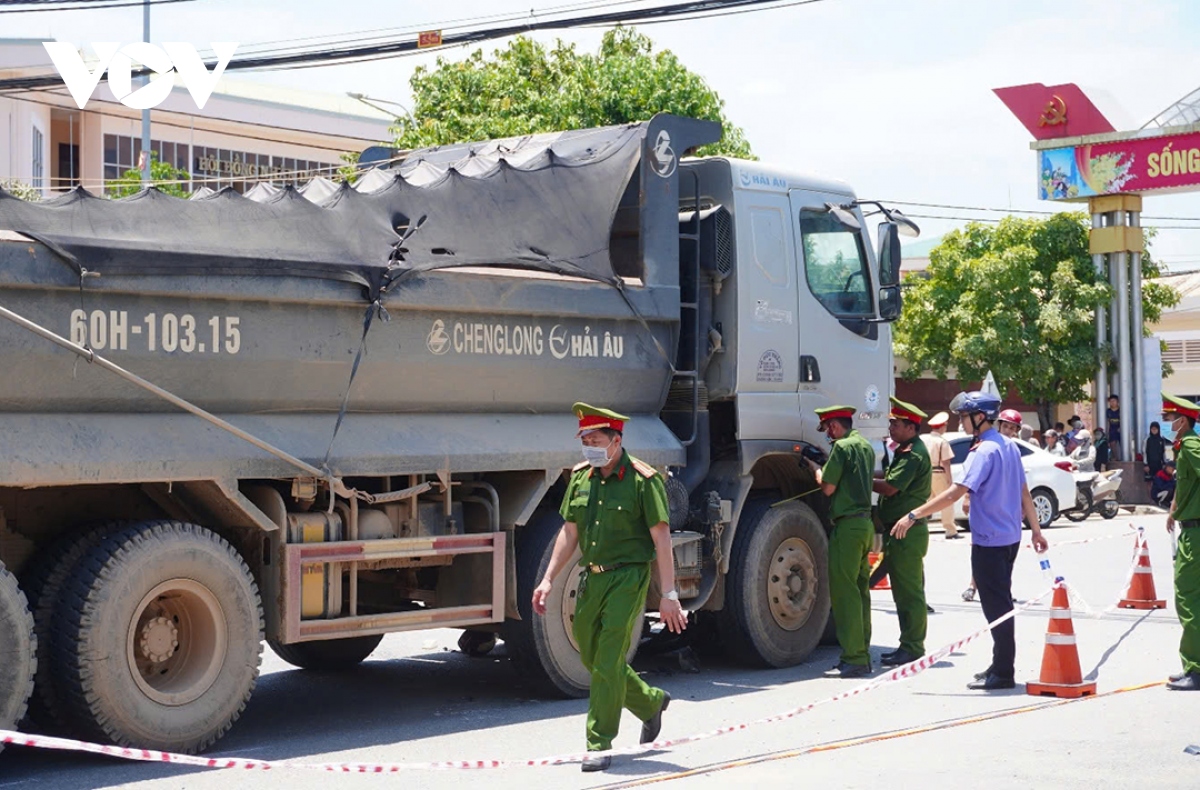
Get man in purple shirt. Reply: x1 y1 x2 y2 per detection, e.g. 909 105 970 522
891 391 1048 690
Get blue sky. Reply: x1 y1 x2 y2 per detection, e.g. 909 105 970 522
6 0 1200 265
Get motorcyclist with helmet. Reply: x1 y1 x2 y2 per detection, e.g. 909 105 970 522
891 391 1048 690
997 409 1022 440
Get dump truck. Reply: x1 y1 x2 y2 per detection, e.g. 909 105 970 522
0 114 911 754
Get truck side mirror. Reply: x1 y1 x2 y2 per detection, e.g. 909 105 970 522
877 221 902 287
878 285 902 322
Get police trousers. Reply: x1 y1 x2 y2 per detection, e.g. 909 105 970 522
829 515 874 666
1176 528 1200 674
971 542 1020 678
884 519 929 655
573 562 664 751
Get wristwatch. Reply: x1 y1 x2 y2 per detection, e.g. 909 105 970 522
664 590 680 601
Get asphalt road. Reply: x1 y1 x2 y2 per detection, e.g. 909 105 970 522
2 512 1194 789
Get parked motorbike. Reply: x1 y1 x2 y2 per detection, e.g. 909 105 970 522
1064 467 1123 521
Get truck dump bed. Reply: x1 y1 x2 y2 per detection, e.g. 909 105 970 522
0 115 720 484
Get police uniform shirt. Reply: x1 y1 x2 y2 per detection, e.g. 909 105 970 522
560 450 671 566
879 437 933 525
821 428 875 520
1174 432 1200 522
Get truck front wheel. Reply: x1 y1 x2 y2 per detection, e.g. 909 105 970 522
504 509 640 699
50 521 263 753
0 562 35 752
269 635 383 670
718 499 830 667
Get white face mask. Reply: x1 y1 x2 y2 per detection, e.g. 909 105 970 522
581 442 613 467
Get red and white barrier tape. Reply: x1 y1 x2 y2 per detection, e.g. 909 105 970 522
0 587 1055 772
1056 528 1155 618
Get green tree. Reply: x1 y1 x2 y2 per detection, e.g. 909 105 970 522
391 27 753 158
894 213 1179 429
107 153 190 198
0 179 41 201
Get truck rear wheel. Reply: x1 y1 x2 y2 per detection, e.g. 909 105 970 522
0 562 35 752
268 635 383 670
504 509 640 699
19 522 123 731
718 499 830 667
50 521 263 753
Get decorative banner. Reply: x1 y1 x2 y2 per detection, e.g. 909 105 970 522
993 82 1116 141
1039 129 1200 200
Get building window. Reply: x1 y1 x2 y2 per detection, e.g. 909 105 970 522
31 126 44 191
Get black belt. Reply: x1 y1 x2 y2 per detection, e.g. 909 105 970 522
585 562 631 574
1181 519 1200 530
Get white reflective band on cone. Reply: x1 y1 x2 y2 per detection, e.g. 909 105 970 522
1049 610 1074 619
1044 633 1077 645
1134 566 1154 574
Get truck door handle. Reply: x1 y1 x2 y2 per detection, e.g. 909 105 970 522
800 355 821 383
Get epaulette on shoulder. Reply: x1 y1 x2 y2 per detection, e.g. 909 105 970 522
572 460 590 472
630 457 658 479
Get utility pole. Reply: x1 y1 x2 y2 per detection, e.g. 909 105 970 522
141 0 152 185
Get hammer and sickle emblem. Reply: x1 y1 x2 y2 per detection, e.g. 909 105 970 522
1038 95 1068 127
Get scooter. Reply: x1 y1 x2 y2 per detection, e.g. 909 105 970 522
1064 467 1123 521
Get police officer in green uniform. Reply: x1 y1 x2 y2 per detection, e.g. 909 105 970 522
808 404 877 678
873 397 932 666
532 403 686 771
1163 392 1200 691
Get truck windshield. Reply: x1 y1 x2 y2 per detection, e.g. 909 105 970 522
799 210 872 319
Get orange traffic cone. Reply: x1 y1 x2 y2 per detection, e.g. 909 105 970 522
1026 583 1097 699
1118 533 1167 610
868 552 890 590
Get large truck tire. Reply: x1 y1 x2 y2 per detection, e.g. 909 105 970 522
19 522 123 732
0 562 36 752
269 634 383 670
718 498 830 667
503 509 641 699
50 521 263 754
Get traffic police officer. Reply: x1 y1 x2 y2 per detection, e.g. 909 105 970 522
809 404 876 678
1163 392 1200 691
873 397 932 666
532 403 685 771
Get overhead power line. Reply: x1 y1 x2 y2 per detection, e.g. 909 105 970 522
888 200 1200 225
0 0 192 12
0 0 820 90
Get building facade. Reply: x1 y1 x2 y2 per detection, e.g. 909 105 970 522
0 39 393 196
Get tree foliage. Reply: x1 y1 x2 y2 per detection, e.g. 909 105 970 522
894 213 1179 426
391 27 752 158
0 179 41 201
107 153 190 199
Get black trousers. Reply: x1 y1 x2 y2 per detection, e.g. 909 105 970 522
971 542 1020 678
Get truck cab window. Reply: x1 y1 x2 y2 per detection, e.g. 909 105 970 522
799 210 872 319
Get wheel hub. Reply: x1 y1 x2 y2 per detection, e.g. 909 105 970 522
139 616 179 664
766 537 817 631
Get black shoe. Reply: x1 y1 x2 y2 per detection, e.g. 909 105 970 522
973 667 993 681
1167 673 1200 691
946 533 963 540
926 604 936 614
640 692 670 744
967 672 1015 691
880 648 922 666
825 661 871 679
581 754 612 772
1170 670 1189 682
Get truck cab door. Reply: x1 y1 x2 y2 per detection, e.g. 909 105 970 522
788 190 891 447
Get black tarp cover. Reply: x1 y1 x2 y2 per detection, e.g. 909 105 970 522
0 121 658 299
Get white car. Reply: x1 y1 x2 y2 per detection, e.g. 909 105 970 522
941 432 1077 530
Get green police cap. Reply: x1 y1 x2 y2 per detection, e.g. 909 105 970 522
573 402 630 437
814 404 856 432
1162 392 1200 421
888 396 927 424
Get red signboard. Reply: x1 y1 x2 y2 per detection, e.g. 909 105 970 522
994 82 1115 141
1039 129 1200 200
418 30 443 48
